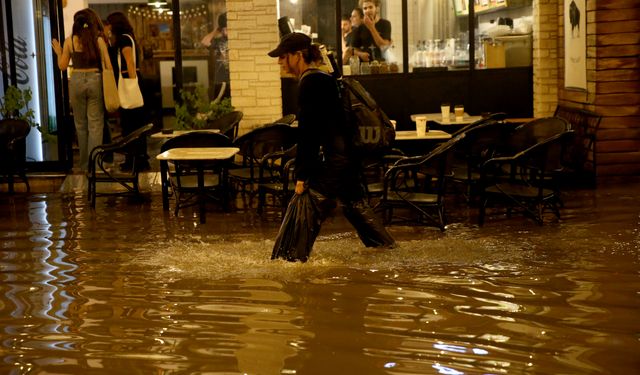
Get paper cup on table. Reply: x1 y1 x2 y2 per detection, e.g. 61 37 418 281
454 105 464 121
441 103 450 123
415 116 427 136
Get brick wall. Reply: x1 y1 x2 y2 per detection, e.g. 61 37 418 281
227 0 282 133
532 0 559 117
557 0 640 178
534 0 640 179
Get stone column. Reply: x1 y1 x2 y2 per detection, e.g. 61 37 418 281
532 0 560 117
227 0 282 132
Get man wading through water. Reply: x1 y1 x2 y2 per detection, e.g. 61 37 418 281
269 33 396 262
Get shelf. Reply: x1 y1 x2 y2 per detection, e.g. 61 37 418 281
455 0 509 16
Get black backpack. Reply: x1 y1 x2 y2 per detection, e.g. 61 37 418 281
339 76 396 159
300 69 396 160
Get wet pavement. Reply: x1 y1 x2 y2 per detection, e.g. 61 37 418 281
0 182 639 374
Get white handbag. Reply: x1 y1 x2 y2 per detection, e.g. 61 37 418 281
117 34 144 109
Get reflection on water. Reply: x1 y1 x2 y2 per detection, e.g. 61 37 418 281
1 186 639 374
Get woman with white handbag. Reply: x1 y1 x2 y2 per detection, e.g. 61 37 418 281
106 11 150 172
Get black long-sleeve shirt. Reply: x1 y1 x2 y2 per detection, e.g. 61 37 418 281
295 69 353 183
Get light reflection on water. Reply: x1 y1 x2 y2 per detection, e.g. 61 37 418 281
0 186 639 374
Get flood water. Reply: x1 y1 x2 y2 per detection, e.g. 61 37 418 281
1 184 639 374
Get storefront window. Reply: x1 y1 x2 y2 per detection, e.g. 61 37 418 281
408 0 469 72
407 0 532 71
277 0 338 51
475 0 533 70
277 0 403 75
342 0 403 74
87 0 227 132
105 0 228 111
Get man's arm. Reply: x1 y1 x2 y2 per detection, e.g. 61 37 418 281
363 17 391 50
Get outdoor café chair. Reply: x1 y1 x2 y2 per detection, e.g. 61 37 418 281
450 120 513 202
273 113 296 125
0 119 31 193
87 123 154 208
228 123 298 211
478 130 575 226
362 148 407 204
159 131 233 217
256 145 297 218
204 110 243 141
376 133 465 230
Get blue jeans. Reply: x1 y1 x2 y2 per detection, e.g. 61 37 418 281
69 71 104 171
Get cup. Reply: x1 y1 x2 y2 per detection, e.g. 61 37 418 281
415 116 427 136
454 105 464 121
360 62 371 75
390 119 397 129
440 103 450 123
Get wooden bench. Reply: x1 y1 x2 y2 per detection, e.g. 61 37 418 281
553 105 602 187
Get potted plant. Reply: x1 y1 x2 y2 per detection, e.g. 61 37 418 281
0 85 40 132
0 86 41 188
174 86 234 130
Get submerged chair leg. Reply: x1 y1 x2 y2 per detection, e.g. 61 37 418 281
478 198 488 226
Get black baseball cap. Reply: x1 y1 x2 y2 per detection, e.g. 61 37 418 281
268 32 311 57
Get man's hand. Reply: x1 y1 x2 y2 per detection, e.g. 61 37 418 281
295 180 306 195
354 49 370 62
363 14 375 30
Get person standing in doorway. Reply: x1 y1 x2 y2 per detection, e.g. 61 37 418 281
52 9 111 173
201 12 230 100
106 11 150 171
268 33 395 257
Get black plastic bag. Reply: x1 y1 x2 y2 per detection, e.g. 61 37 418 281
271 190 323 262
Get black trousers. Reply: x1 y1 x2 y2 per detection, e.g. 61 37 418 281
309 164 395 248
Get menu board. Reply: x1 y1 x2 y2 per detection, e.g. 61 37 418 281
454 0 508 16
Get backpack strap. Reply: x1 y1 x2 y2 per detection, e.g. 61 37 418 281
300 67 331 82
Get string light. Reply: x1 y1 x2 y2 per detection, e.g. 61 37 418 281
128 4 207 21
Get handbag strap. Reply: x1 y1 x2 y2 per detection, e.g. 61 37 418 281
97 36 109 72
117 34 137 77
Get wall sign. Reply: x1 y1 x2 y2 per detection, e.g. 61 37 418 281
564 0 586 90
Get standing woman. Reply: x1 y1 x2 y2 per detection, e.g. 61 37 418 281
52 9 111 172
106 11 150 171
